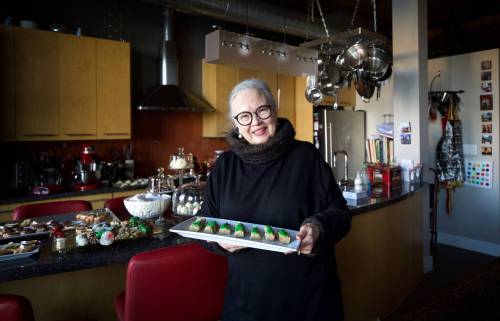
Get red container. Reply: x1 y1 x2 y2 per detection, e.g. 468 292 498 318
367 164 402 189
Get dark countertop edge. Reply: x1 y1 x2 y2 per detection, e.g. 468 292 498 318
0 185 148 206
349 183 428 215
0 233 191 283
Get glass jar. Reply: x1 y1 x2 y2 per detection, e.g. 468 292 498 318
172 176 205 216
169 147 194 170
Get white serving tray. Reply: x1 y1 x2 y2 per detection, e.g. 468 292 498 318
170 216 301 254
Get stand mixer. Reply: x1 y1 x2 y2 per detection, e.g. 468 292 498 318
73 145 103 191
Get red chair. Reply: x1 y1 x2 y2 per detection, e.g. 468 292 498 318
104 197 131 221
114 243 228 321
13 200 93 221
0 294 35 321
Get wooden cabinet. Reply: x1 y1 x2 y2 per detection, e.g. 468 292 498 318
0 26 15 140
59 34 97 139
202 62 299 137
96 39 131 140
15 28 60 141
294 77 313 143
276 74 295 124
0 27 131 142
202 62 238 137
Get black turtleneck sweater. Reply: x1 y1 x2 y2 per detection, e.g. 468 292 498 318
198 134 351 321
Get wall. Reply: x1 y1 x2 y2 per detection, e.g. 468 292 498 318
429 49 500 255
356 80 394 137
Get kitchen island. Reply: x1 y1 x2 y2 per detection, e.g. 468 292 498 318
0 183 427 321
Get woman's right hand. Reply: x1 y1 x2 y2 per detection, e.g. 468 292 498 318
217 242 246 253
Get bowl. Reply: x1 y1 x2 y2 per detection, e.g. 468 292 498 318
124 193 171 219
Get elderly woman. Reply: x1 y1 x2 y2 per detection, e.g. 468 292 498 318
198 79 351 321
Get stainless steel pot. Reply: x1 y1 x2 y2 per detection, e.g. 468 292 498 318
365 46 389 80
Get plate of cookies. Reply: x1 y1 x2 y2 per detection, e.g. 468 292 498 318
169 216 300 253
0 240 41 262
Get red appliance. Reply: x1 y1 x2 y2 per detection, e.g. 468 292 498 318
74 145 102 191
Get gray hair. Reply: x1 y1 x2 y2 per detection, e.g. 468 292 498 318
227 79 277 119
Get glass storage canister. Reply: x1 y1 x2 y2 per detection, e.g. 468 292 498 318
169 147 194 186
172 176 205 216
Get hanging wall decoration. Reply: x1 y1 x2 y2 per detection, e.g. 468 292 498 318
480 60 493 156
465 160 493 189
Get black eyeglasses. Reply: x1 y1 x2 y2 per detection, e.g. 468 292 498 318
233 105 272 126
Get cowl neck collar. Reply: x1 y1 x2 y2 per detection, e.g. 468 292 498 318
226 118 296 165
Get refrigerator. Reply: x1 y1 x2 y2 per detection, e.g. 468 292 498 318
313 108 366 183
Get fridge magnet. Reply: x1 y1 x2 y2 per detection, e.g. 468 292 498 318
400 122 411 133
481 82 492 93
400 133 411 145
481 134 493 145
481 60 492 70
481 71 492 81
480 94 493 110
481 112 492 122
482 123 492 133
465 160 493 189
481 146 492 155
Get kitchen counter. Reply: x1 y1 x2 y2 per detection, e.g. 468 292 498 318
347 182 427 215
0 184 427 321
0 185 148 206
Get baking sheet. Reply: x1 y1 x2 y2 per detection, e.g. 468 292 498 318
169 216 300 253
0 241 41 262
0 208 119 244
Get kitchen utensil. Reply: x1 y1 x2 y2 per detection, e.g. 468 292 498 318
378 64 392 83
305 75 324 105
342 42 368 69
355 70 375 102
365 46 389 80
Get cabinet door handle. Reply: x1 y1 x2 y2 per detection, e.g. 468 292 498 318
103 133 129 136
65 133 96 136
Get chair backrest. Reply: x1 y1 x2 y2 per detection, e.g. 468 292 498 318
13 200 93 221
104 197 131 221
124 243 228 321
0 294 35 321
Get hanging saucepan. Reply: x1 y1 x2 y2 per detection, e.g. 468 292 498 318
305 75 324 105
365 46 389 80
342 41 369 70
378 64 392 83
355 70 375 103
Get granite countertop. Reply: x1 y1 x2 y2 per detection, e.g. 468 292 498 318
0 183 427 283
0 185 148 206
0 216 191 283
347 182 428 215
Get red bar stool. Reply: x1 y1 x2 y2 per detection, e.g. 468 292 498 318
12 200 93 221
104 197 131 221
114 243 228 321
0 294 35 321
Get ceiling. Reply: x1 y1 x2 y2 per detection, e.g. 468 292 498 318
258 0 500 58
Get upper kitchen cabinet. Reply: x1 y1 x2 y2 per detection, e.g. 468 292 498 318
96 39 131 140
276 74 295 125
59 34 97 139
0 26 15 140
15 27 60 141
202 62 238 137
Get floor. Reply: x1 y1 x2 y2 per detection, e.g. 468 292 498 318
387 242 496 317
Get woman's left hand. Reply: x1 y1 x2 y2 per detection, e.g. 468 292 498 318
296 223 320 255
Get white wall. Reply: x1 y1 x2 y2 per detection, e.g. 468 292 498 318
357 80 394 137
428 49 500 255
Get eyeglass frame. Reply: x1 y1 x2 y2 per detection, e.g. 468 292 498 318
232 105 273 126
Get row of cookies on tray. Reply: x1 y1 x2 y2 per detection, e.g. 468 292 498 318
188 217 291 244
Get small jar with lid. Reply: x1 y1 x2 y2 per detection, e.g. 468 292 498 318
169 147 194 170
172 175 205 216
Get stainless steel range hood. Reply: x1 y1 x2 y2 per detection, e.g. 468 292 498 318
137 8 214 112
